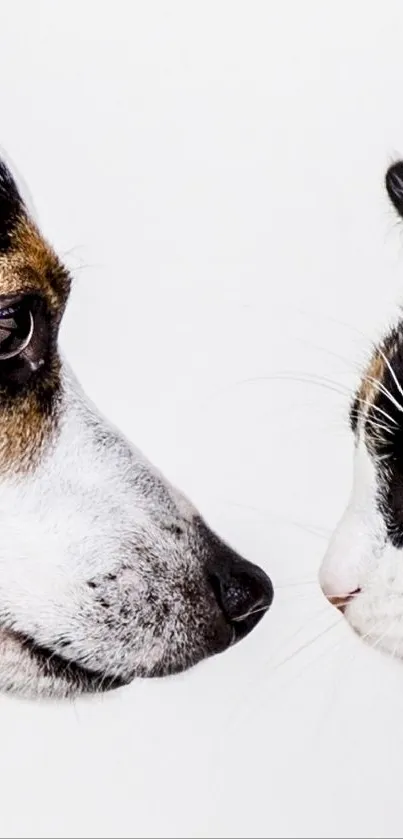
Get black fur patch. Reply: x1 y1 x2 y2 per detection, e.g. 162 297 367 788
364 326 403 546
350 394 360 432
0 293 56 391
0 162 24 251
386 160 403 219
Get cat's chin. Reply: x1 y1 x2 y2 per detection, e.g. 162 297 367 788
343 594 403 664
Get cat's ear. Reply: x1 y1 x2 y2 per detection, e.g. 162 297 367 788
386 160 403 218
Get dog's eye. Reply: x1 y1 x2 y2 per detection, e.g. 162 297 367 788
0 302 33 360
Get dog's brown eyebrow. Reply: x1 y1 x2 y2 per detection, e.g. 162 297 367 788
0 161 72 473
0 159 70 312
0 216 70 311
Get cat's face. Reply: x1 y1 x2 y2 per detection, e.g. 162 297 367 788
319 161 403 658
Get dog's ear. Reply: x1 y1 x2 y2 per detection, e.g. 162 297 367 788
0 158 71 389
386 160 403 218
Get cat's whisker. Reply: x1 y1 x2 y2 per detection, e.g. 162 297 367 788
282 627 352 694
277 593 323 604
264 370 403 433
365 375 403 415
360 618 396 653
291 306 386 359
297 337 369 379
278 591 351 602
271 618 343 672
376 452 392 463
216 499 331 541
215 610 343 733
351 413 395 439
373 344 403 409
310 616 394 739
266 604 337 669
231 372 351 400
275 580 318 589
356 398 398 427
390 631 401 663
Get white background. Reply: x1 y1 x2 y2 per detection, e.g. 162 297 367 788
1 1 403 836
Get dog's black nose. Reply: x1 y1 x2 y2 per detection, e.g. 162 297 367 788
208 549 273 641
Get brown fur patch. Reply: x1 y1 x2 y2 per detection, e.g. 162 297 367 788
357 351 386 408
0 387 61 473
0 216 70 472
0 216 70 312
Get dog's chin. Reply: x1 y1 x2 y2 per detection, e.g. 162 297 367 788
0 629 127 699
0 628 231 700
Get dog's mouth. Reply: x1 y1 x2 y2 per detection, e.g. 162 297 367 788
22 635 126 693
0 626 229 698
0 568 272 698
0 629 126 698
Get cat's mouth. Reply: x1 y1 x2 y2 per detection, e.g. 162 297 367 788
326 589 361 614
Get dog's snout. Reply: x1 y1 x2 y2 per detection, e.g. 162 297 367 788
209 556 273 641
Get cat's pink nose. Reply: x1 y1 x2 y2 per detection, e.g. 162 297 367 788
323 588 361 613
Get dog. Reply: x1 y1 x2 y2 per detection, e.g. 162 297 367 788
319 159 403 660
0 157 273 698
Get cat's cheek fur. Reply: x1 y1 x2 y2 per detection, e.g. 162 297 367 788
320 441 386 598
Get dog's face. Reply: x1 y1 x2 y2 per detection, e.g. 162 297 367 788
319 160 403 659
0 159 273 698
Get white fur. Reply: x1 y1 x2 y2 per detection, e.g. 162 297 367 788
319 438 403 657
0 356 274 697
320 441 386 597
0 361 219 695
